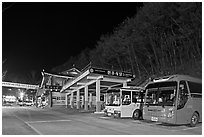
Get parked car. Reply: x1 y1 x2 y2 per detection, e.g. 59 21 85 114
25 101 33 106
18 100 25 106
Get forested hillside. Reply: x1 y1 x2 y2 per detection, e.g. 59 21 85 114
52 2 202 80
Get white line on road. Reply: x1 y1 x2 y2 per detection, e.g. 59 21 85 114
25 122 43 135
170 126 202 132
13 114 43 135
99 117 111 119
132 120 202 132
26 119 72 124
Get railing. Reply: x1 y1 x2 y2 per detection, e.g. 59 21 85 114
2 81 39 89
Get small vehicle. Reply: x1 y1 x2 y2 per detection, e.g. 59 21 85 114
25 101 33 106
18 100 25 106
104 86 144 120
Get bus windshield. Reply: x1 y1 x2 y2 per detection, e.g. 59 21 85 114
145 81 177 106
106 89 121 106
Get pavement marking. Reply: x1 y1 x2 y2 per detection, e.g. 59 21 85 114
24 121 43 135
132 120 157 126
3 106 19 109
170 126 202 132
131 120 180 132
99 117 111 119
132 120 202 132
132 121 142 124
13 114 42 135
26 119 72 124
3 106 34 110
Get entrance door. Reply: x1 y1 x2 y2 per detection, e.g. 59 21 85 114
120 91 133 117
121 103 135 117
176 81 191 124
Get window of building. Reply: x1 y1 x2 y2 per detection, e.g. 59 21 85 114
61 97 65 100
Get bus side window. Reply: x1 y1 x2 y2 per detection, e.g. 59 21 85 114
187 81 202 98
122 91 131 105
132 92 137 103
177 81 189 110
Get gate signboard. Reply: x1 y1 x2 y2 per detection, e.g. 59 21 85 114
89 67 135 78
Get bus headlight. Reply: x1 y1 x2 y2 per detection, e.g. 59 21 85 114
167 108 174 118
114 110 121 118
114 110 121 114
104 109 107 114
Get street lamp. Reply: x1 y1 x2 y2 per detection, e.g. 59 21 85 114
19 92 24 100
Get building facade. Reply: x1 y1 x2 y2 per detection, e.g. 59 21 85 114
37 68 80 107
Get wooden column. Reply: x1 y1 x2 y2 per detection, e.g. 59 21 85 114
76 90 80 109
84 85 88 111
96 80 101 112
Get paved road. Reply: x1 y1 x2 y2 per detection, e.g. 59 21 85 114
2 106 202 135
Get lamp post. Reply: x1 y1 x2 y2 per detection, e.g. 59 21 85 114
19 92 24 101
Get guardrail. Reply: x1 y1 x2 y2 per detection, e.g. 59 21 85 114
2 81 39 89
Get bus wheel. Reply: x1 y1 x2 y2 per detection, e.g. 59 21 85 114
133 110 141 120
190 112 199 127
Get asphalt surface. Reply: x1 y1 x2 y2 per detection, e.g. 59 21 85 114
2 105 202 135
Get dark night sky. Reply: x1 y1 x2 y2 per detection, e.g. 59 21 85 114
2 2 143 82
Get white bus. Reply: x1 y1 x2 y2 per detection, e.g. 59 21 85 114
104 86 144 120
143 75 202 126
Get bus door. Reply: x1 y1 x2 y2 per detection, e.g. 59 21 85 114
176 81 191 124
121 90 133 117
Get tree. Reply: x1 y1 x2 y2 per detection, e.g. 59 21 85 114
2 59 7 81
52 2 202 80
25 70 41 85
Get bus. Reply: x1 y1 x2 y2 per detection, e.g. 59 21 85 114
143 75 202 126
104 86 144 120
